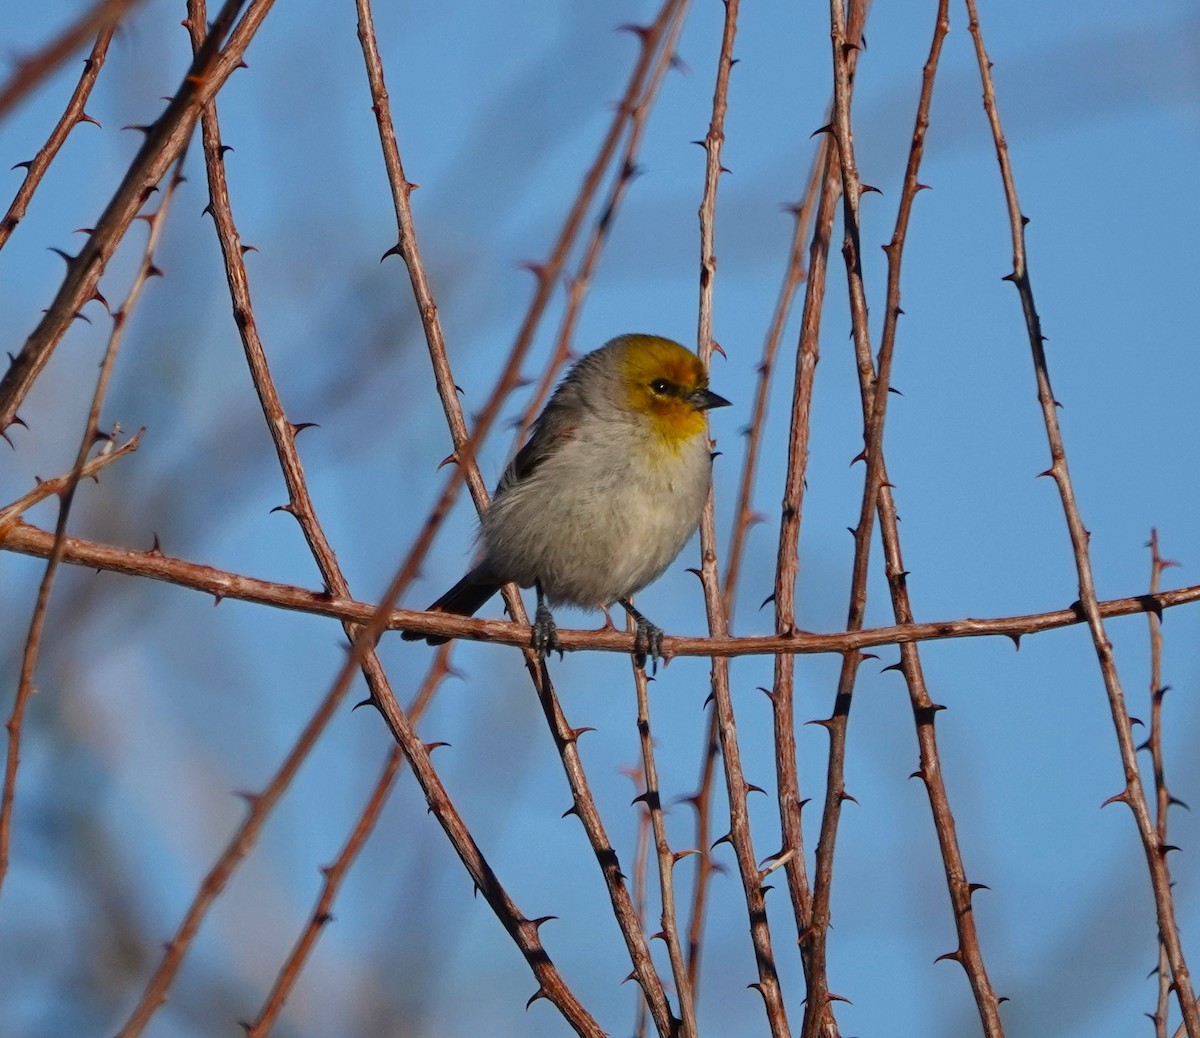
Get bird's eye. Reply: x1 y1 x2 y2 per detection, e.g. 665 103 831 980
650 378 671 395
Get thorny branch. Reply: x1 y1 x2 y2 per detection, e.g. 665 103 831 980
0 0 265 434
5 517 1199 661
0 155 183 903
0 28 113 254
0 0 142 122
965 3 1198 1034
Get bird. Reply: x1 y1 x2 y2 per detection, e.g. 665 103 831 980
402 333 729 666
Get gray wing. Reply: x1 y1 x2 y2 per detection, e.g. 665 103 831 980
496 382 584 495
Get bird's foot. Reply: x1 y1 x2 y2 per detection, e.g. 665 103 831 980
632 616 664 674
533 598 562 660
619 598 663 674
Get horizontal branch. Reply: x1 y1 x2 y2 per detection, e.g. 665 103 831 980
3 520 1196 659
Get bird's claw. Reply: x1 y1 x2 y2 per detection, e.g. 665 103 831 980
533 599 562 660
632 617 664 674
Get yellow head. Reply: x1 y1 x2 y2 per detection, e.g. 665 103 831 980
615 334 730 449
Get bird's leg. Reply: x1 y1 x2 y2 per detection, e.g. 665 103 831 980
533 581 562 660
618 597 663 673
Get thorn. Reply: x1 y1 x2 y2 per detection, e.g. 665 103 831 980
516 260 547 279
935 948 964 965
565 725 595 743
380 242 402 262
121 123 153 135
881 660 904 674
805 717 835 731
1100 790 1130 809
11 160 32 171
671 848 700 864
759 591 776 610
290 421 320 436
1007 632 1021 651
240 244 257 255
76 111 101 129
48 246 76 265
745 783 766 796
270 502 297 516
810 122 833 138
147 533 163 556
839 791 858 806
968 882 990 895
423 740 450 754
437 452 459 470
525 987 549 1010
352 696 380 712
711 832 733 850
859 184 881 195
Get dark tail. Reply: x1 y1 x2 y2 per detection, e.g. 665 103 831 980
401 567 501 645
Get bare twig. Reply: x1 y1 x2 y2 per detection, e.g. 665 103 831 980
356 0 680 1030
1145 530 1179 1038
805 2 1004 1034
693 0 791 1033
964 4 1198 1033
631 645 698 1037
772 140 840 1038
1 153 184 905
5 519 1199 660
0 28 113 253
0 0 141 121
244 646 452 1034
512 2 692 448
0 0 270 434
0 427 141 532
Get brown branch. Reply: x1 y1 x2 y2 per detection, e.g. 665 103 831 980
0 0 270 435
0 427 141 532
721 156 823 618
5 519 1200 660
0 155 182 903
0 28 113 253
244 645 451 1034
631 645 698 1037
694 0 791 1033
964 4 1198 1034
512 2 691 450
1146 530 1179 1038
355 1 682 1031
0 0 142 122
772 140 840 1037
805 2 1005 1035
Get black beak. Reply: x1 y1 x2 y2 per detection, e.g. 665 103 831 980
691 387 731 411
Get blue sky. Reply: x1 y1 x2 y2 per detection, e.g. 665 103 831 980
2 2 1200 1036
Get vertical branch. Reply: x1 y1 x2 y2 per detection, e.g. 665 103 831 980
806 3 1005 1036
964 5 1198 1034
722 156 825 616
772 139 840 1038
1145 530 1179 1038
356 2 679 1031
0 28 113 253
0 155 185 903
695 1 791 1034
632 648 698 1038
